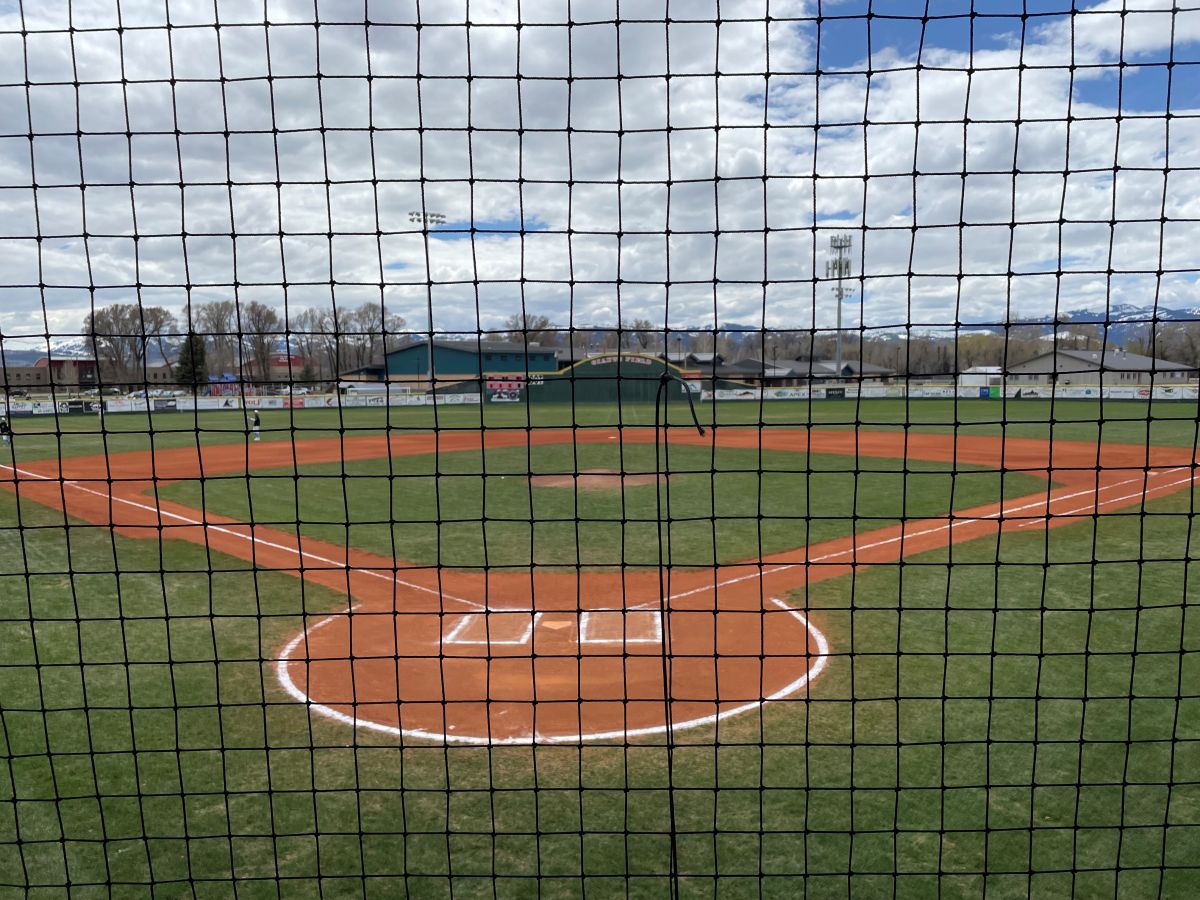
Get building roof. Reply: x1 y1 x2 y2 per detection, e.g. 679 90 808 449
717 358 798 379
715 357 895 379
556 346 593 363
34 357 98 367
392 339 557 356
340 363 385 376
801 359 896 377
1010 348 1196 373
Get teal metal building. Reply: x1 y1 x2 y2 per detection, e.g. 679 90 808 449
385 340 559 382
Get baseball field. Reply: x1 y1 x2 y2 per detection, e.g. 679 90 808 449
2 398 1198 898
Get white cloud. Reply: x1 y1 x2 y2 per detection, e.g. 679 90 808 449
0 0 1197 340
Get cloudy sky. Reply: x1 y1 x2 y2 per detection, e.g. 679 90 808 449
0 0 1197 348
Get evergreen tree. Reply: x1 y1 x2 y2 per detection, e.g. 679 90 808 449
174 331 208 388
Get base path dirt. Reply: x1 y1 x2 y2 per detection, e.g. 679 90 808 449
2 427 1195 744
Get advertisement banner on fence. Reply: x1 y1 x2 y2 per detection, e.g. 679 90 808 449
438 393 481 405
911 386 955 398
1151 385 1198 400
712 388 762 401
764 388 810 400
2 400 34 416
859 385 894 399
487 376 524 402
242 397 285 409
152 398 177 411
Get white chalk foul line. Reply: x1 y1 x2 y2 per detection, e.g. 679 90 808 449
660 471 1164 602
0 462 483 612
1013 467 1198 529
8 457 1190 745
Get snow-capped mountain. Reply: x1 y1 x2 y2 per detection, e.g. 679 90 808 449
0 336 182 366
955 304 1200 347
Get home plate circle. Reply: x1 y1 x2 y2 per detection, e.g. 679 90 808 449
276 599 829 744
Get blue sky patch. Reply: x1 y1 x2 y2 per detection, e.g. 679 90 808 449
1073 65 1173 113
429 215 549 241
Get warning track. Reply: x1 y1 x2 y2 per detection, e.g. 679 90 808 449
3 427 1195 744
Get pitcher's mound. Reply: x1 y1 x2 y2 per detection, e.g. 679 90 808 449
529 468 665 489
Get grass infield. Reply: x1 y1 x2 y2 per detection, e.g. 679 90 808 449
1 400 1198 898
157 444 1048 569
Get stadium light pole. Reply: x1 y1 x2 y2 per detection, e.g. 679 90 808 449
411 212 446 388
826 234 854 377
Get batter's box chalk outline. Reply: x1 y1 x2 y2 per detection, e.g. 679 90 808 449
443 610 538 645
579 609 663 644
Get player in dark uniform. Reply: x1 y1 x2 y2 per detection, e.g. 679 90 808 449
250 410 261 442
0 416 10 447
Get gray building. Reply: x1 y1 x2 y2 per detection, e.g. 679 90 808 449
714 357 896 386
1007 349 1197 386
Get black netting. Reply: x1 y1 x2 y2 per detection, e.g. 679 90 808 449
2 1 1199 896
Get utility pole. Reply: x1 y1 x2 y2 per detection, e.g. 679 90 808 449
411 211 445 388
826 234 854 377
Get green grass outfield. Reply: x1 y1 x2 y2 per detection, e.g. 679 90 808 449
157 444 1047 569
1 399 1199 898
2 396 1199 463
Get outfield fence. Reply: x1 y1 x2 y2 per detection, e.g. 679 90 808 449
4 382 1199 420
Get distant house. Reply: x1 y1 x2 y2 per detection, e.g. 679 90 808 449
381 339 559 387
1006 349 1196 386
340 360 387 382
36 357 99 386
2 357 99 392
957 366 1003 389
1 365 50 390
242 353 310 383
658 351 724 369
800 360 896 383
713 357 895 387
555 346 592 369
143 364 175 384
714 358 806 387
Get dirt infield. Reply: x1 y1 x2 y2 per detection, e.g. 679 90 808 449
529 468 665 489
3 427 1197 744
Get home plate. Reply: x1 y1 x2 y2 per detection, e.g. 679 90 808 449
543 620 572 630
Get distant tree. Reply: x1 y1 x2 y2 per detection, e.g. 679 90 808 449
141 306 177 370
289 307 328 378
84 303 177 384
195 300 237 373
174 331 208 387
298 361 318 388
241 301 281 381
504 313 558 347
383 311 409 354
1157 322 1200 367
625 318 656 351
